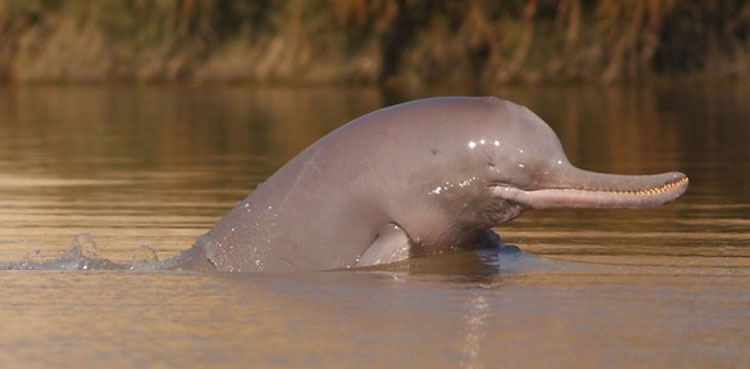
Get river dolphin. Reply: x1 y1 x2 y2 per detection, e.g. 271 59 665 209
169 96 688 272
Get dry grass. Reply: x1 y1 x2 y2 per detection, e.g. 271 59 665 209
0 0 747 84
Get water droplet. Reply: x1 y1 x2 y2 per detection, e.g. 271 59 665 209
518 163 525 168
25 249 41 261
468 141 477 149
131 244 158 264
68 233 99 259
494 140 500 146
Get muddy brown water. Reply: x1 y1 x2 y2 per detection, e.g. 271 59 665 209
0 85 748 368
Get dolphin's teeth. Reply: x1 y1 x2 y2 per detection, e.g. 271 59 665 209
584 176 688 196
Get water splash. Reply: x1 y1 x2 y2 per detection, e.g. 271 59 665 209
0 233 553 274
0 234 165 271
129 244 162 271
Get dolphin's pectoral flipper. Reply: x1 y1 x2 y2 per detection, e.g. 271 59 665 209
356 223 413 267
477 229 521 253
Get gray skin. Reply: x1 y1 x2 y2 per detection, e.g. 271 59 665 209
167 96 688 272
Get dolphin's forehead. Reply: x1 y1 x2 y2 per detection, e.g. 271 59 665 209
499 101 566 156
355 96 568 178
446 98 567 162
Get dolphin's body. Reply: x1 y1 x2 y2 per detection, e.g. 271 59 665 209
170 97 688 272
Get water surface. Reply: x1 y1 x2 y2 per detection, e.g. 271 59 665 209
0 85 748 368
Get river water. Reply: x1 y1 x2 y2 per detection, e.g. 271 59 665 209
0 85 748 368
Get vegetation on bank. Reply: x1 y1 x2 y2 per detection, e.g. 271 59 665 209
0 0 748 84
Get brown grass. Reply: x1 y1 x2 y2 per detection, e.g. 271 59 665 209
0 0 747 84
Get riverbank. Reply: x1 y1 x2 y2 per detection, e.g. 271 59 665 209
1 0 748 85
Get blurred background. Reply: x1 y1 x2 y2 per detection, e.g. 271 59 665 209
0 0 748 85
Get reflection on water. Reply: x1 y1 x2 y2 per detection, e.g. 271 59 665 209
0 85 748 368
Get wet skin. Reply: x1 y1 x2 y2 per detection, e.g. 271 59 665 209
168 97 688 272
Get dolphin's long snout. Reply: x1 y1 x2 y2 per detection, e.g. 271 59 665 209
492 169 689 209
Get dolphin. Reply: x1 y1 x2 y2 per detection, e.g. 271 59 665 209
168 96 688 272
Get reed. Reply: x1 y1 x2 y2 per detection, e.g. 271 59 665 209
0 0 747 84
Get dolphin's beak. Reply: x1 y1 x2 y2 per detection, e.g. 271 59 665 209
491 169 688 210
